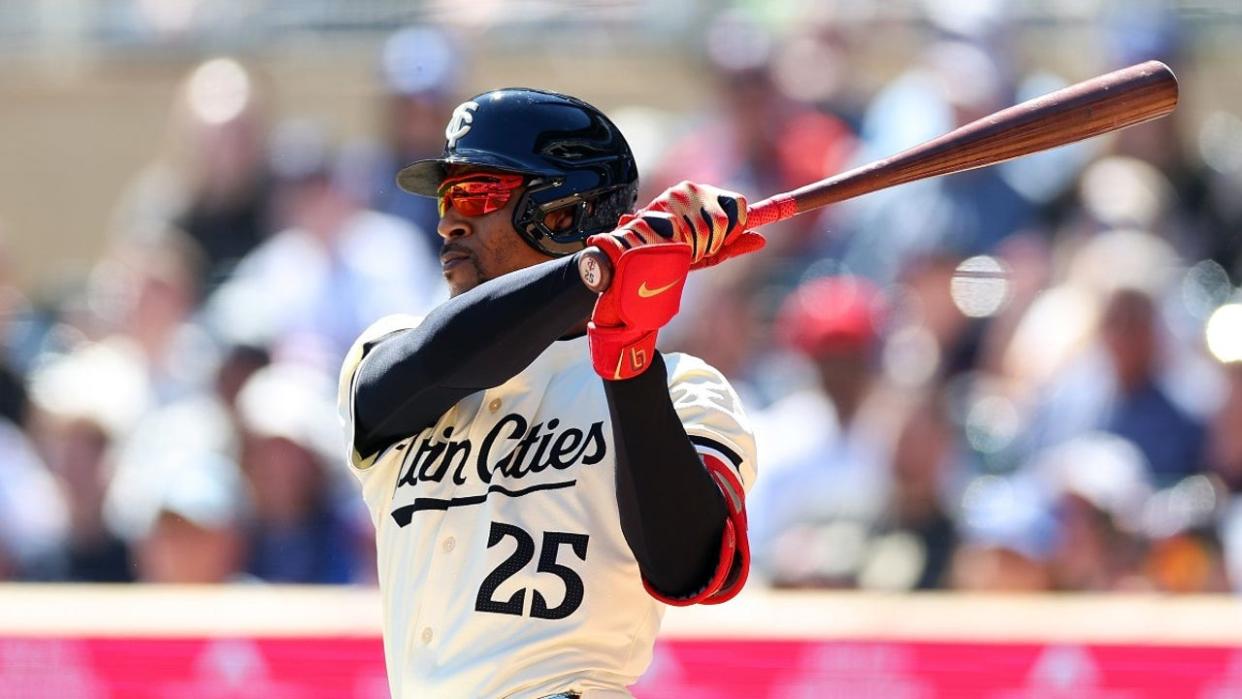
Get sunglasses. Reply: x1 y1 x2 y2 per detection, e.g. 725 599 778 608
437 173 526 218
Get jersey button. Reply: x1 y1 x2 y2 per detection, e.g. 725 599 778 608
488 398 502 412
443 537 456 553
421 627 433 645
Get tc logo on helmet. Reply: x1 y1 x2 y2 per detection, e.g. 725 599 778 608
445 101 480 149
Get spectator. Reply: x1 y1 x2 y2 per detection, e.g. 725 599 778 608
1031 434 1153 591
1097 288 1206 481
89 234 217 405
131 452 246 584
26 343 149 581
1017 230 1208 485
235 363 359 584
206 122 442 368
877 392 960 590
647 10 855 259
0 418 68 580
112 57 276 294
748 276 892 587
950 474 1055 592
365 26 463 255
1140 475 1230 593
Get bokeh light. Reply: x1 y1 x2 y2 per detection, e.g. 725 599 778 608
1206 303 1242 363
186 58 252 125
1198 111 1242 176
950 255 1010 318
1181 259 1233 320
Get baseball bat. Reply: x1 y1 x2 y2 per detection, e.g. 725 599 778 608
577 60 1178 292
745 59 1178 227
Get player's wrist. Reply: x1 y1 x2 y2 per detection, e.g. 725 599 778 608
588 322 657 381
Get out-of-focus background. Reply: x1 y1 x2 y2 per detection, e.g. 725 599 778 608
2 0 1242 696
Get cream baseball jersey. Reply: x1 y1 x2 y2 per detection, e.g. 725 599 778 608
337 314 756 699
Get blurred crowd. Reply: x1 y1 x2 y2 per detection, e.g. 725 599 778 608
3 7 1242 595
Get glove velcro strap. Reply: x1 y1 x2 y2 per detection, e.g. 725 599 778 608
643 453 750 606
587 324 657 381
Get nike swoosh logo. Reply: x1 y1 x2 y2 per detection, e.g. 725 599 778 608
638 279 680 298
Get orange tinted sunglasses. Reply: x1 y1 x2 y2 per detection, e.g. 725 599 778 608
437 173 526 217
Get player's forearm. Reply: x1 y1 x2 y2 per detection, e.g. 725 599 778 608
605 353 730 598
354 253 596 452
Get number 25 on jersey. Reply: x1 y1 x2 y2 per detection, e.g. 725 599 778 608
474 521 589 620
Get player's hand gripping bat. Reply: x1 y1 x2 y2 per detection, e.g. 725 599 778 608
576 60 1179 292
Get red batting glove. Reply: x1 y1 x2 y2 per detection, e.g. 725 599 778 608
584 239 691 381
624 181 767 270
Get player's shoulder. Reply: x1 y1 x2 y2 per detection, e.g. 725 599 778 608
662 351 729 383
662 351 758 488
339 314 425 393
661 351 748 414
355 313 425 348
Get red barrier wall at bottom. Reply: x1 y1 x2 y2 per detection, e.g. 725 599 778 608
3 636 1242 699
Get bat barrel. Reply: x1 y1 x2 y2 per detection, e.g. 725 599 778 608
744 60 1179 229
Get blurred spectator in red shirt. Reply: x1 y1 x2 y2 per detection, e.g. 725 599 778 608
749 276 894 587
646 11 855 258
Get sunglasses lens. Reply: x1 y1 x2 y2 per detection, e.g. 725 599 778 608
437 174 524 218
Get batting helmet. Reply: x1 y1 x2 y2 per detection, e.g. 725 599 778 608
396 87 639 256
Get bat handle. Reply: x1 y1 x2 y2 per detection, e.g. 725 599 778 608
746 194 799 229
581 191 799 293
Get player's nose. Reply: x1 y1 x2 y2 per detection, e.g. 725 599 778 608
437 208 472 240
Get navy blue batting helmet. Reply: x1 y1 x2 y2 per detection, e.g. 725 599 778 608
397 87 639 256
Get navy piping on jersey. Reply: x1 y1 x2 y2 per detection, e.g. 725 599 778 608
687 435 743 470
391 481 578 525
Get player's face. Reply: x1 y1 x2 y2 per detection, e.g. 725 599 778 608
436 169 551 297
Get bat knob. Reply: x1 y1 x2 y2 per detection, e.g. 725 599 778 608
577 247 612 293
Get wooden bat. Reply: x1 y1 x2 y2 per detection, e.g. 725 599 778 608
745 59 1178 227
577 60 1179 292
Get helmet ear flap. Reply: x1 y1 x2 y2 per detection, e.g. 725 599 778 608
511 179 579 257
513 182 639 257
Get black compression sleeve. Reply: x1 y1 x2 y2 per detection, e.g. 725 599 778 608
353 253 596 455
606 353 729 598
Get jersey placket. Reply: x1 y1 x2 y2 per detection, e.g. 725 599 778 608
408 392 487 675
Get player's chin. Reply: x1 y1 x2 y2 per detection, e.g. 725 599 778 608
443 260 484 297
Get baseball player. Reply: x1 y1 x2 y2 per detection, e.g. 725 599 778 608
337 88 762 698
